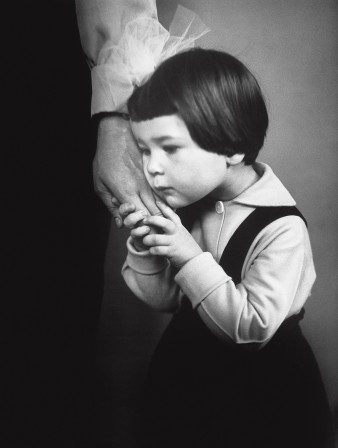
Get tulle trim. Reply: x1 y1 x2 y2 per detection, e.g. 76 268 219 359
91 5 210 114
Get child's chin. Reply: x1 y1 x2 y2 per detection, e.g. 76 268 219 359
165 197 193 209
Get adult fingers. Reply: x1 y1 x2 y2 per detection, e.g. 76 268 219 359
110 197 124 228
125 194 151 215
119 202 136 219
97 191 123 227
139 189 162 216
130 225 151 239
124 210 148 229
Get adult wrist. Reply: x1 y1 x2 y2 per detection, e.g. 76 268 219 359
92 111 130 126
92 111 131 136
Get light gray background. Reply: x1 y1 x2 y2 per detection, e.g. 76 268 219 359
98 1 338 444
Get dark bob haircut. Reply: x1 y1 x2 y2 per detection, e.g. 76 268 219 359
128 48 269 164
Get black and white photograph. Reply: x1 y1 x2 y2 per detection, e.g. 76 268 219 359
3 1 337 447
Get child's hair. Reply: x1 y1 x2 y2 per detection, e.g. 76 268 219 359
128 48 269 164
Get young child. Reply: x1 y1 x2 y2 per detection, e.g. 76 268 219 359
119 49 333 447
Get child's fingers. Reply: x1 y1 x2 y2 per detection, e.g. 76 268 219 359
149 246 170 257
130 225 151 239
143 215 176 234
124 210 148 229
143 233 169 247
119 203 136 219
155 201 181 225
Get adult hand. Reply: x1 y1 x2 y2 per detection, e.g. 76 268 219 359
93 115 160 227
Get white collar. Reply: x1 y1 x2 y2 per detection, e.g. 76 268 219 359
231 162 296 207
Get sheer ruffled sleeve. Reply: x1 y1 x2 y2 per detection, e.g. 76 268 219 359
90 5 210 114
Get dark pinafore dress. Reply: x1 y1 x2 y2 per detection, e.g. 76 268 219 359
136 206 334 448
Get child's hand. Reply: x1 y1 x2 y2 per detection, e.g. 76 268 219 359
142 201 203 269
119 203 151 252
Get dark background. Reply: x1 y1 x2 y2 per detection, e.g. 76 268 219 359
3 1 110 446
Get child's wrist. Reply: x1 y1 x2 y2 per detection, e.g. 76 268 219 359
173 248 203 270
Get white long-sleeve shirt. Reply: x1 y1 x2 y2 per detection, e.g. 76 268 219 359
122 163 316 345
75 0 157 114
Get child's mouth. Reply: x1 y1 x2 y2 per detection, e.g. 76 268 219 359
154 185 173 193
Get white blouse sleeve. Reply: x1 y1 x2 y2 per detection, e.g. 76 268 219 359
75 0 157 114
76 1 209 115
121 237 182 313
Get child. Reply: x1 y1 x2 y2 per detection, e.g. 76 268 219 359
120 49 334 447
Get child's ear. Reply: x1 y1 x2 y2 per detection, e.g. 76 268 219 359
226 153 245 166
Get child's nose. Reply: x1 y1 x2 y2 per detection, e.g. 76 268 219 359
146 153 164 175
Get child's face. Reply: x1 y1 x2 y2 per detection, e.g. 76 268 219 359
131 114 229 208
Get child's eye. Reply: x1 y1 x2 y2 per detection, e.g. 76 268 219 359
138 146 150 156
163 145 179 154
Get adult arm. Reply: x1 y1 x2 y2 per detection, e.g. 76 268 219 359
75 0 160 225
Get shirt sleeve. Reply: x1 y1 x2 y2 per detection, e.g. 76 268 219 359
175 216 316 345
75 0 157 114
121 237 182 312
